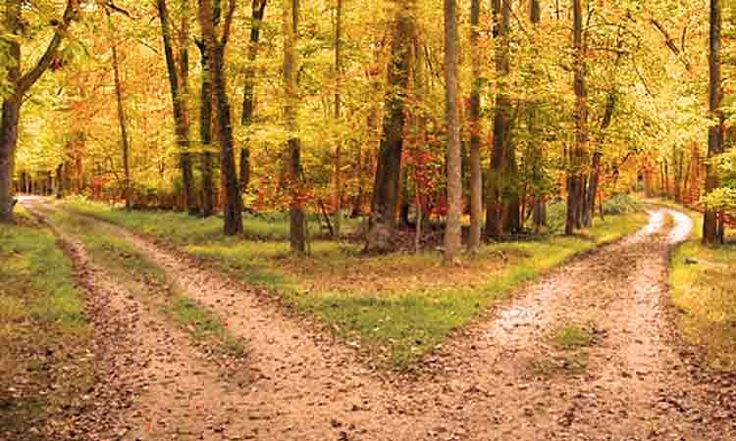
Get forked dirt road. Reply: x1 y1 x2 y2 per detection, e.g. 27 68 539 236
24 199 736 441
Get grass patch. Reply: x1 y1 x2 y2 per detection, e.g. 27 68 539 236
64 196 361 243
0 208 93 439
61 199 648 369
671 234 736 371
553 324 596 350
47 208 246 359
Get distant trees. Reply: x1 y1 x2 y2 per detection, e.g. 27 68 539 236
5 0 732 251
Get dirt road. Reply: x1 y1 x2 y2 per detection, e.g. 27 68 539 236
25 199 735 441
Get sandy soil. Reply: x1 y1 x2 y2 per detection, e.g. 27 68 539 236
24 200 736 441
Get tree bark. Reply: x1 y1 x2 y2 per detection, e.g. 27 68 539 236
108 9 132 210
566 0 588 236
197 41 217 217
528 0 546 230
703 0 723 244
333 0 344 238
366 3 414 253
467 0 483 251
158 0 198 214
240 0 267 193
283 0 306 253
486 0 515 238
444 0 462 263
198 0 243 235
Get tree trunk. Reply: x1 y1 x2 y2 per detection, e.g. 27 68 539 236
467 0 483 251
566 0 588 236
240 0 267 193
198 42 217 217
109 10 132 210
366 3 414 253
198 0 243 235
444 0 462 263
333 0 344 238
283 0 306 253
703 0 723 244
158 0 197 214
0 99 20 222
486 0 513 238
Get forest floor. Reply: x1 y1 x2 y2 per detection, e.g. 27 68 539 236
4 197 735 440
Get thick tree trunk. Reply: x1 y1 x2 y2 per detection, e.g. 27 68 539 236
703 0 723 245
528 0 546 230
240 0 267 193
158 0 197 214
486 0 514 238
366 4 414 253
444 0 462 263
566 0 588 236
467 0 483 251
199 0 243 235
0 99 20 222
283 0 306 253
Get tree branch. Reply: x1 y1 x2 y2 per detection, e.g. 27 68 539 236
16 0 78 97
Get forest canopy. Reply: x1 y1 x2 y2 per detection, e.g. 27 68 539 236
1 0 734 251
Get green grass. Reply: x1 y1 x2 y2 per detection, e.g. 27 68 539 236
0 208 93 439
64 196 361 243
670 211 736 371
61 199 648 369
553 324 596 349
46 208 246 359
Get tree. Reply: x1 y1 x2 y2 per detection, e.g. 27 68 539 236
467 0 483 252
566 0 588 236
0 0 77 222
703 0 724 244
366 2 414 253
198 0 243 235
486 0 516 238
333 0 344 238
107 6 132 210
157 0 198 214
444 0 462 262
240 0 268 193
283 0 306 253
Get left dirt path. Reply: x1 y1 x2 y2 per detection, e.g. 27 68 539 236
23 198 258 441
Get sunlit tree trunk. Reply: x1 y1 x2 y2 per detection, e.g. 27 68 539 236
283 0 306 253
108 9 132 210
240 0 267 194
467 0 483 251
333 0 344 238
703 0 724 244
366 2 414 253
444 0 462 263
197 43 217 217
158 0 198 214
